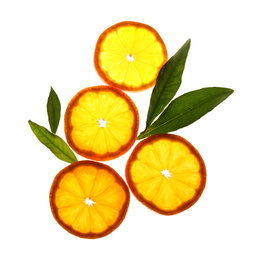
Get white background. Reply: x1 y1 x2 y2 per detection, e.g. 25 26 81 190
1 0 253 259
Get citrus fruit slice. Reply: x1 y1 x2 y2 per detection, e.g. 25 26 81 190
125 134 206 215
50 160 130 239
64 85 139 161
94 21 168 91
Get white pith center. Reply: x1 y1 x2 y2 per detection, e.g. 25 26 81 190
97 117 107 128
84 197 95 207
126 53 134 62
161 169 172 179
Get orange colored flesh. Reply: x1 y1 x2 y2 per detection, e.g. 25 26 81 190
64 85 139 161
125 134 206 215
94 21 168 92
50 160 130 239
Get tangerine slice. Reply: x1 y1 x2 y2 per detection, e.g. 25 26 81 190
94 21 168 91
64 85 139 161
50 160 130 239
125 134 206 215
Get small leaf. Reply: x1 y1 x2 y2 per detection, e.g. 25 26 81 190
47 87 61 134
145 39 191 128
28 120 78 163
137 87 234 140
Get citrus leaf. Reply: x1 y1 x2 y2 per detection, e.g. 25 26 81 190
28 120 78 163
137 87 234 140
47 87 61 134
145 39 191 128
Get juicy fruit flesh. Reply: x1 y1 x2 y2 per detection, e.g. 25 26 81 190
70 90 134 155
129 138 203 211
54 164 127 234
99 25 166 88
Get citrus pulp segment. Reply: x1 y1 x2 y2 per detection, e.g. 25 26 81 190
64 86 139 161
50 160 130 239
125 134 206 215
94 21 168 91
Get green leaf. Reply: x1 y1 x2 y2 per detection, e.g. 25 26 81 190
137 87 234 140
47 87 61 134
28 120 78 163
145 39 191 128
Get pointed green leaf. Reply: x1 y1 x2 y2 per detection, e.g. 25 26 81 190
145 39 191 128
28 120 77 163
137 87 234 140
47 87 61 134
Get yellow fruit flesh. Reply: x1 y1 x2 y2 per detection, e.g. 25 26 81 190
70 90 134 155
99 25 166 88
55 165 127 234
130 139 201 211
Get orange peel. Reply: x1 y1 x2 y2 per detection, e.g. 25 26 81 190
64 85 139 161
50 160 130 239
94 21 168 91
125 134 206 215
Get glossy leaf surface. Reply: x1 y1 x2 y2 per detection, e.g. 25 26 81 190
138 87 234 140
29 120 77 163
47 87 61 134
145 39 191 128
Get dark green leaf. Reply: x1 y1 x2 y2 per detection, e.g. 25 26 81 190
137 87 234 140
47 87 61 134
28 120 77 163
145 39 191 128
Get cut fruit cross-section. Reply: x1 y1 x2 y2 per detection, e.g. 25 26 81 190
64 85 139 161
50 160 130 239
94 21 168 92
125 134 206 215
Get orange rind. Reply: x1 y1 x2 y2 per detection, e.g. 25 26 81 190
125 134 206 215
64 85 139 161
94 21 168 91
50 160 130 239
